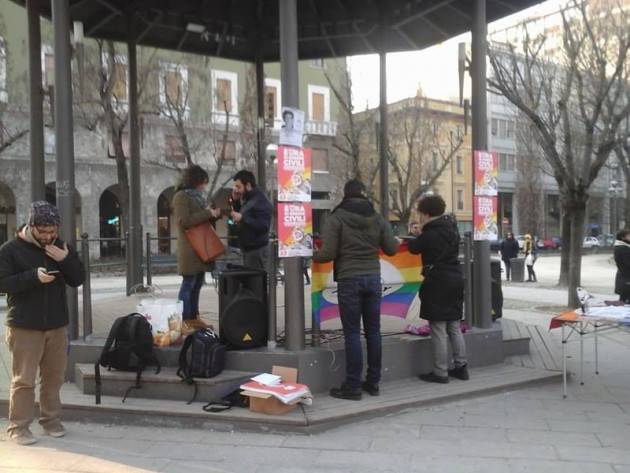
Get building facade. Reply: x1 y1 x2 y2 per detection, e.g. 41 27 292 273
0 1 342 256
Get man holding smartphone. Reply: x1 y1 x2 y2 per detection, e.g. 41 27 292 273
0 201 84 445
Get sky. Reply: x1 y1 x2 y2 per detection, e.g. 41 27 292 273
348 0 567 109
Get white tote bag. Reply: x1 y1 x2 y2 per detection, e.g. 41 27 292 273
136 298 183 347
525 253 534 266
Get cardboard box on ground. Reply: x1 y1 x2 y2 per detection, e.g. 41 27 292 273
241 366 311 415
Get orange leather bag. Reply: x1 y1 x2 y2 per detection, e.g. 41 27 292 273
185 223 225 263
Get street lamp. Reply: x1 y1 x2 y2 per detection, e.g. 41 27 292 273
609 179 622 232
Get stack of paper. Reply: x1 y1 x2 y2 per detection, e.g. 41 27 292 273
250 373 282 386
240 380 311 404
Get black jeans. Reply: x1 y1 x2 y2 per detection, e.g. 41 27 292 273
337 274 382 389
502 258 512 280
178 272 205 320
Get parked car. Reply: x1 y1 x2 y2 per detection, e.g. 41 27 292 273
551 236 562 249
597 233 614 247
537 237 561 250
582 236 601 249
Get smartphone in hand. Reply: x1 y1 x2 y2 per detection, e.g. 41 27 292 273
45 270 60 275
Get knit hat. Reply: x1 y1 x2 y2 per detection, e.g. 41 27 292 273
29 201 61 227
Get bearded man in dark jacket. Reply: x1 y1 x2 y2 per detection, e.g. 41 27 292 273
314 180 398 400
409 195 469 384
0 202 84 445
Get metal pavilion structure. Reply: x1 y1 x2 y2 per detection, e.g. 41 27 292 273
11 0 543 349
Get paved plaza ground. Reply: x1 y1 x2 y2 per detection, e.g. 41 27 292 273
0 253 629 472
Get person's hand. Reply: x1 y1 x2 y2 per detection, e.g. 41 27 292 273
231 211 242 223
45 242 69 262
209 208 222 219
37 267 56 284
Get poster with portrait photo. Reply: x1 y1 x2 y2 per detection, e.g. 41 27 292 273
279 107 305 148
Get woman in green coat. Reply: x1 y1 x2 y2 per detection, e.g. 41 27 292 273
172 165 221 321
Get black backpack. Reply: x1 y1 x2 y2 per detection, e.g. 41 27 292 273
177 329 226 404
95 313 161 404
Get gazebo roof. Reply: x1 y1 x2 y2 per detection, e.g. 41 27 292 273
12 0 543 61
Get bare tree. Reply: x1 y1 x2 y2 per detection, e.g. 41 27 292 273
488 0 630 307
615 118 630 227
74 39 156 234
325 65 377 185
514 114 545 236
387 95 464 227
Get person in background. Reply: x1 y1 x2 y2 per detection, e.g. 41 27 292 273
173 165 221 329
313 179 398 400
0 201 85 445
229 170 273 271
409 195 469 384
524 234 537 283
409 221 421 237
499 233 520 281
614 229 630 303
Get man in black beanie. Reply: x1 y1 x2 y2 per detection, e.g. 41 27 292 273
0 201 84 445
313 180 398 400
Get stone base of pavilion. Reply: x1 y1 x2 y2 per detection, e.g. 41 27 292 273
0 319 562 432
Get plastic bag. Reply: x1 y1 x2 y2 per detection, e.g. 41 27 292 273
136 298 183 347
525 253 534 266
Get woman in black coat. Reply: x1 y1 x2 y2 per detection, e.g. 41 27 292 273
614 229 630 303
408 195 469 384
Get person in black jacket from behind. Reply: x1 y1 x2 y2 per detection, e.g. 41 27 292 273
499 233 520 281
408 195 469 384
614 229 630 303
0 201 84 445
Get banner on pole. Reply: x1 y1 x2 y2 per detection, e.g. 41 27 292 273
278 203 313 258
277 146 312 202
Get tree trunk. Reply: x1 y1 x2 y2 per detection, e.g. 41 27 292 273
625 174 630 231
558 199 571 287
567 197 587 308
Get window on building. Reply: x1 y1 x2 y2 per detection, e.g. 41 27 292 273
264 86 277 124
216 78 232 112
165 134 186 163
456 155 463 175
112 61 127 102
432 151 439 172
499 153 515 172
308 85 330 122
310 58 325 69
507 120 515 139
108 132 130 159
0 38 6 102
211 70 238 116
491 118 498 136
41 45 55 90
159 63 188 112
432 122 439 137
498 119 507 139
457 189 464 211
312 93 325 121
312 148 329 172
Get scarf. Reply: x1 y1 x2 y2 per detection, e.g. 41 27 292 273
19 225 42 248
614 239 630 248
184 188 208 209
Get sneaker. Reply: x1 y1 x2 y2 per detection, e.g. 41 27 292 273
418 372 449 384
9 429 37 446
330 384 362 401
448 364 470 381
361 381 380 396
44 424 66 438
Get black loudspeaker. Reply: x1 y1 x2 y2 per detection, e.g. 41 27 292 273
461 259 503 321
219 267 268 349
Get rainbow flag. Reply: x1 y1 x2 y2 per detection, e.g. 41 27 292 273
311 242 423 323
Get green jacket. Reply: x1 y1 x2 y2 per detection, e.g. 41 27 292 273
313 197 398 280
173 189 215 276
